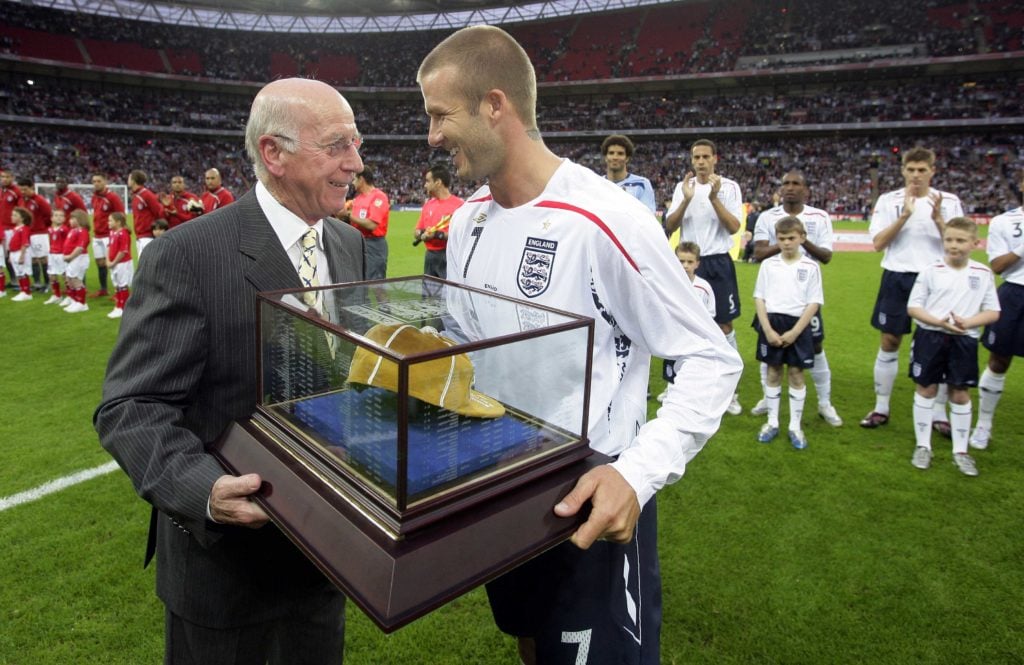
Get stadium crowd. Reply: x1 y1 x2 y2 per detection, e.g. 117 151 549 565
4 75 1019 134
0 0 1019 85
2 125 1019 214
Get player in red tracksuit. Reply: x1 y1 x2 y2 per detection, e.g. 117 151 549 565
54 176 88 217
17 176 53 291
128 170 164 257
160 175 203 228
91 173 125 297
106 211 134 319
201 168 235 213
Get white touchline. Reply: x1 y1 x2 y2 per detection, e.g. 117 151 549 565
0 461 120 512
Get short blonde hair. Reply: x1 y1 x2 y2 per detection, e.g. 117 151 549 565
418 25 538 129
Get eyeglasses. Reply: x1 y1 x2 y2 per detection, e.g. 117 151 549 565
272 133 363 157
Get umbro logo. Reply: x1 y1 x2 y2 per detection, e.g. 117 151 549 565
473 212 487 223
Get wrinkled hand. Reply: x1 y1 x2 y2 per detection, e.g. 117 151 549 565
708 173 722 198
554 465 640 550
681 171 696 201
209 474 269 528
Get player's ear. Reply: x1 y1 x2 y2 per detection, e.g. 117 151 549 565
482 89 506 123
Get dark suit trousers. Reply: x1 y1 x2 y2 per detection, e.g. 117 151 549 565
165 592 346 665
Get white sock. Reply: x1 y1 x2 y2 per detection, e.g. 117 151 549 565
874 349 899 414
760 362 768 399
932 384 949 423
976 369 1006 428
950 402 972 455
725 329 738 352
789 386 807 432
913 393 935 450
810 351 831 406
765 384 782 428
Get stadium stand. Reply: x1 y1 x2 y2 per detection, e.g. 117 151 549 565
0 0 1020 215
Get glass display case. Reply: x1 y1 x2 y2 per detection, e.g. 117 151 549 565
210 276 604 631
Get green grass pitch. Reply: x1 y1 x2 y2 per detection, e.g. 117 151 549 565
1 211 1021 664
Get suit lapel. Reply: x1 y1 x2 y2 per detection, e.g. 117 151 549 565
323 217 365 284
235 192 303 293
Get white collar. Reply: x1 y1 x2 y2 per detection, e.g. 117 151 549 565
255 181 324 252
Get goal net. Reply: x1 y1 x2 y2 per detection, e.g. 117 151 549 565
35 182 129 213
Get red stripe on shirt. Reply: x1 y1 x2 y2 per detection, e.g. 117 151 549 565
535 200 639 272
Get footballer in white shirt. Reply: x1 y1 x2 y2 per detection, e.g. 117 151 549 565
861 147 965 432
419 25 742 665
970 173 1024 450
664 138 745 415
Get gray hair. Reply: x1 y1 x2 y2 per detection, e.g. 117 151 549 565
245 92 301 182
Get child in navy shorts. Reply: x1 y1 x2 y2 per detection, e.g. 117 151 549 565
906 217 1000 476
753 216 823 449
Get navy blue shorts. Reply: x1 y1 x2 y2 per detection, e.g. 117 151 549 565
486 498 661 665
754 313 816 369
982 281 1024 358
695 253 740 324
871 270 918 336
909 328 980 388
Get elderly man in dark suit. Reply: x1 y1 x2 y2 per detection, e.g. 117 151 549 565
95 78 365 664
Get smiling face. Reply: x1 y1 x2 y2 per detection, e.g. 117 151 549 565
421 66 504 182
270 97 363 224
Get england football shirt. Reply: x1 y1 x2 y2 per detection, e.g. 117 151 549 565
753 255 824 317
446 160 742 506
667 176 743 256
869 188 964 273
986 206 1024 286
908 259 1000 338
753 204 834 259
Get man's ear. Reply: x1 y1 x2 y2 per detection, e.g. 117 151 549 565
482 89 507 124
259 135 287 178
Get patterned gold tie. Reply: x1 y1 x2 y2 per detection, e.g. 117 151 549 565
298 228 322 312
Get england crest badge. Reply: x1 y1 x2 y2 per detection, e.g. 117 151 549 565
518 237 557 298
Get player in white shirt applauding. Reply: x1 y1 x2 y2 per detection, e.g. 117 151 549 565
862 147 964 432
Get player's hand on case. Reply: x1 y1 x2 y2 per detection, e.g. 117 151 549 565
209 473 270 528
554 465 640 550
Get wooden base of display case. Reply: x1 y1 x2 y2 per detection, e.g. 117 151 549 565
210 419 610 632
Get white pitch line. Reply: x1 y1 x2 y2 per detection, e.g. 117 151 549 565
0 460 120 512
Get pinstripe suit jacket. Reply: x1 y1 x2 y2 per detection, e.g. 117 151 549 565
95 190 365 627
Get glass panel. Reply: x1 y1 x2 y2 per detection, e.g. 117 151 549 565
258 277 591 511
